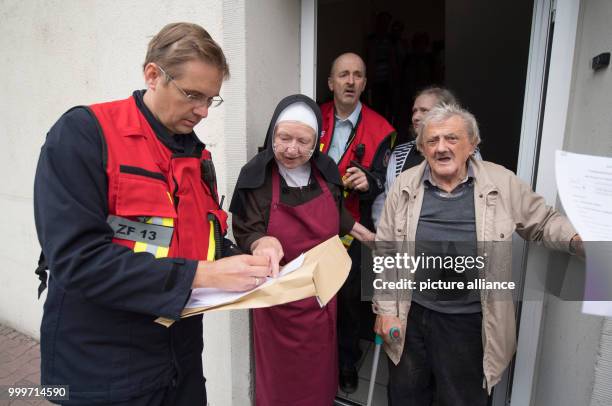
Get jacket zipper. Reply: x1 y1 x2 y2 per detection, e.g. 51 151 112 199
208 213 222 260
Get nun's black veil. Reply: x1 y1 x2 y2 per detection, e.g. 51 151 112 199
229 94 341 217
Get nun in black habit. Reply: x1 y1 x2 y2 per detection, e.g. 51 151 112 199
230 94 374 406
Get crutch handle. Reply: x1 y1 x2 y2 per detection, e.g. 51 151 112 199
389 327 401 340
374 327 400 346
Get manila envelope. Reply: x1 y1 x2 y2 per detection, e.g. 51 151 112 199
155 235 351 327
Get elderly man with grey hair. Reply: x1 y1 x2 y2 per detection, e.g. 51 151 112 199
373 104 583 405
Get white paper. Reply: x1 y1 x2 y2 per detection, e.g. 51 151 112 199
185 254 305 309
555 150 612 316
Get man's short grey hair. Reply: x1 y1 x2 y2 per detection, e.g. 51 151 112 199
415 104 481 151
415 86 458 107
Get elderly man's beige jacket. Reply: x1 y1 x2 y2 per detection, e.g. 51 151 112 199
373 158 577 393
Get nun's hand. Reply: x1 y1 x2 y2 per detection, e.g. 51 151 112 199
251 236 284 278
344 167 369 192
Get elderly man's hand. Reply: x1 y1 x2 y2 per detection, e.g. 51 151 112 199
570 234 585 259
251 236 284 277
374 314 402 342
343 166 369 191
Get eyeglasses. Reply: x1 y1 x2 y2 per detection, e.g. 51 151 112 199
157 65 224 108
273 140 315 157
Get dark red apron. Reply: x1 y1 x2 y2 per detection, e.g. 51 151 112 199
253 164 340 406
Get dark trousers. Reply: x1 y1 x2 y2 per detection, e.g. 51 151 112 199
338 240 363 368
388 302 488 406
65 366 207 406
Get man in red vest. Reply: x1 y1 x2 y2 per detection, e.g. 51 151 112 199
34 23 271 405
320 52 395 393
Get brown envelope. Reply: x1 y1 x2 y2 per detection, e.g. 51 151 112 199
155 235 351 327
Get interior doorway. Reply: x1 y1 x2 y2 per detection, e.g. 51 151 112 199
316 0 534 172
315 0 535 404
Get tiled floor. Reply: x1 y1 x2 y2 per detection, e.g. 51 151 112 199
336 339 389 406
0 324 51 405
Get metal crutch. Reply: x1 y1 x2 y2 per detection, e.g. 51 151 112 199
366 327 400 406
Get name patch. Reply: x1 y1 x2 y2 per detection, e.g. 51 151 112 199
107 215 173 246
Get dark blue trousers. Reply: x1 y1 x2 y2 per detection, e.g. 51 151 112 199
56 367 206 406
121 366 206 406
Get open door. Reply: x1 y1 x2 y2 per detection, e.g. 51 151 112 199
303 1 552 404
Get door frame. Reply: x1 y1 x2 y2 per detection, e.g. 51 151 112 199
298 1 581 404
511 0 581 404
300 0 317 98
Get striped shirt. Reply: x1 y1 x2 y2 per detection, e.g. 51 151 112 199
390 141 417 179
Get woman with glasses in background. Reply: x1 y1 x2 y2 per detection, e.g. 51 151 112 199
230 94 374 406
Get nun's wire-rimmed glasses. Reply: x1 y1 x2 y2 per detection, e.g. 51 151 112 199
157 65 224 108
273 141 315 157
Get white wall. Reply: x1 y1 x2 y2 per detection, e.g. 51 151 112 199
0 0 230 396
0 0 224 337
533 0 612 405
212 1 301 404
564 0 612 157
0 1 302 404
533 298 602 405
245 0 301 157
1 0 223 403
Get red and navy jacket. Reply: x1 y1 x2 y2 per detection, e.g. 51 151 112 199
319 101 395 224
90 96 227 261
34 92 225 404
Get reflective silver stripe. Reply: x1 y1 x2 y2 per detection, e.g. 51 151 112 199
145 243 158 255
149 217 164 225
107 215 173 246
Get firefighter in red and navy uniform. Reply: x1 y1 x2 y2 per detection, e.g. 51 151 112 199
320 52 395 393
34 23 271 406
